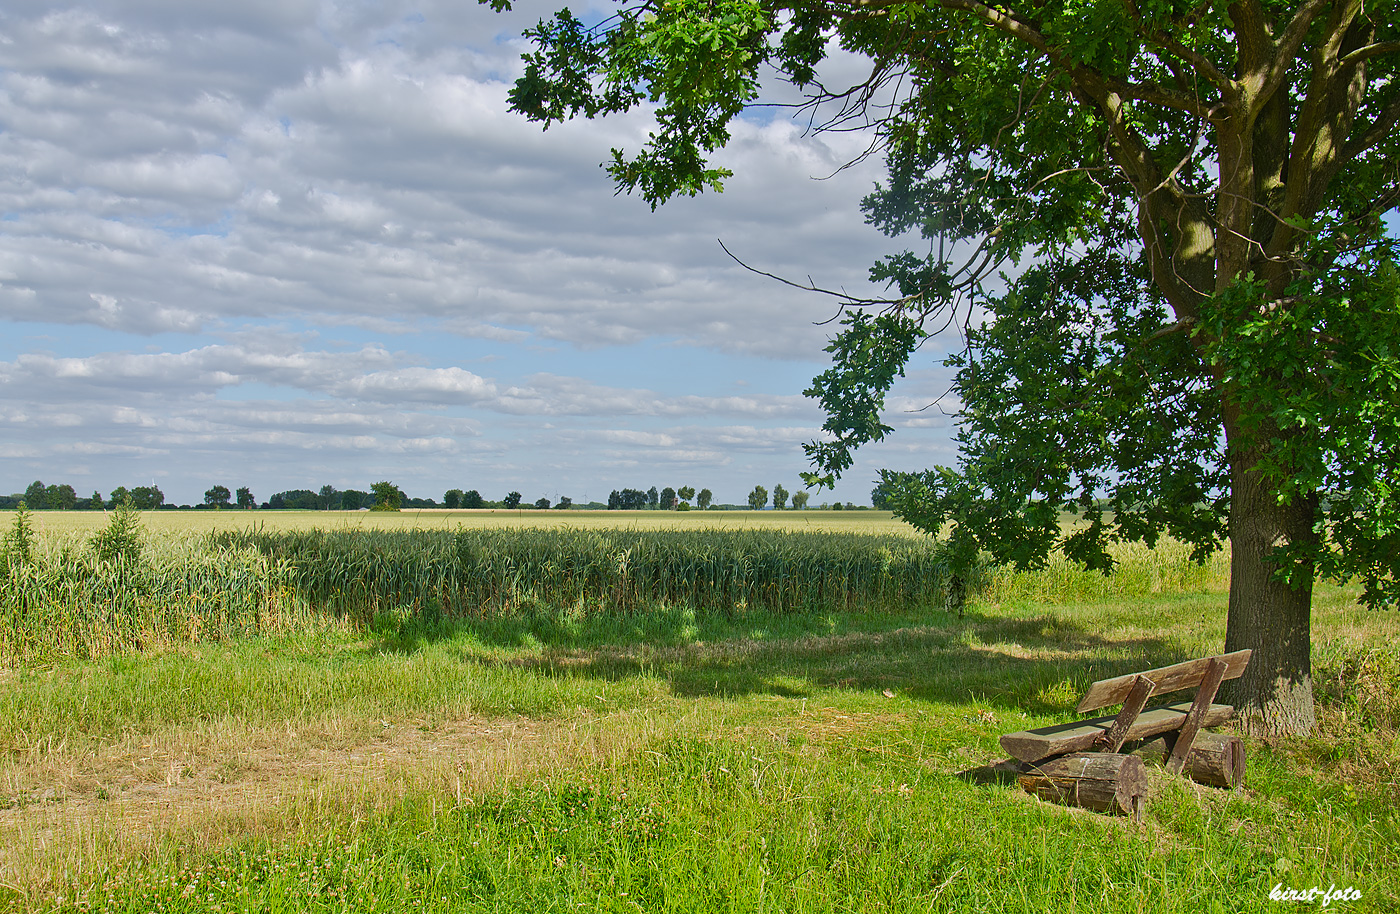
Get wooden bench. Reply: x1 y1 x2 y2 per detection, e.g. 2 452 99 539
1000 650 1252 815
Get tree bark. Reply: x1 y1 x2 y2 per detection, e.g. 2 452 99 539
1221 427 1318 736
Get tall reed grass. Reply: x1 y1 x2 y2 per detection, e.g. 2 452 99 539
1 506 1233 664
1 517 953 663
213 526 950 620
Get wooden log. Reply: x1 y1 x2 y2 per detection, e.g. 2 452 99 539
1076 650 1252 713
1018 753 1148 820
1125 730 1246 789
1000 701 1235 763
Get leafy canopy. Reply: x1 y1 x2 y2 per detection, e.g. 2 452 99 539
491 0 1400 606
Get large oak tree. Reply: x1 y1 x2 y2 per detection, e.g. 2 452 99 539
489 0 1400 734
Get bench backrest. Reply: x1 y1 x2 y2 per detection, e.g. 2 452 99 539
1076 649 1253 714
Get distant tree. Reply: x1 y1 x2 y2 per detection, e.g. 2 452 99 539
89 490 104 511
772 483 788 510
340 489 368 510
319 485 339 510
647 486 659 509
24 481 45 509
871 481 893 511
370 481 403 512
443 488 463 509
832 502 844 511
678 485 695 506
697 488 713 511
791 491 810 510
236 487 255 509
534 497 552 510
503 491 522 509
748 485 768 511
46 483 77 510
110 486 131 506
462 489 483 509
269 489 319 509
204 485 232 508
660 486 677 510
608 489 622 510
621 488 649 510
130 485 164 509
556 496 572 510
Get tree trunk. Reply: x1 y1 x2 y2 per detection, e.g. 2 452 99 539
1221 433 1317 736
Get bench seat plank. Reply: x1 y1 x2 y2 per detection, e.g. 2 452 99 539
1075 650 1252 713
1000 701 1235 764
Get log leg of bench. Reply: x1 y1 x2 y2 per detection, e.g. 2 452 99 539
1127 730 1246 789
1018 753 1148 820
1093 674 1155 752
1167 658 1228 775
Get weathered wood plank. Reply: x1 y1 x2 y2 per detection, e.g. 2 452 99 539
1092 673 1155 752
1075 650 1252 713
1126 730 1246 789
1166 657 1228 774
1000 701 1235 763
1018 752 1148 819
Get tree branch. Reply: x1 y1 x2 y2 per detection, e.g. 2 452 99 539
1258 0 1352 107
1123 0 1234 92
1342 95 1400 160
1338 39 1400 70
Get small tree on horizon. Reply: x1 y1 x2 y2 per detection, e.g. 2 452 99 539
204 485 232 508
503 491 522 509
370 481 403 512
772 484 788 510
697 488 712 510
444 488 463 509
462 490 483 509
236 487 255 509
678 486 695 506
791 491 810 510
748 485 768 511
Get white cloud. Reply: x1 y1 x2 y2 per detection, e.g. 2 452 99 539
0 1 959 504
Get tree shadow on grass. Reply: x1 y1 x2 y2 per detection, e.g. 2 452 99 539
377 604 1198 717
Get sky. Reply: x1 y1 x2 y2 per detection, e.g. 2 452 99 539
0 0 963 508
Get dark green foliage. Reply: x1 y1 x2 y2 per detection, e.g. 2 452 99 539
129 485 164 510
3 504 35 570
462 490 484 509
371 481 404 512
503 491 522 509
89 497 144 566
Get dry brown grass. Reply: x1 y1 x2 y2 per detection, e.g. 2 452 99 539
0 704 699 897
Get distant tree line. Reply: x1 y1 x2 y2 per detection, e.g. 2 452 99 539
3 478 871 511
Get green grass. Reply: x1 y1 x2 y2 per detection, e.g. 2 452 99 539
1 514 1394 912
2 587 1395 912
1 517 955 664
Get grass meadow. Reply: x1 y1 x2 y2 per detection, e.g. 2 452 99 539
0 508 1396 912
